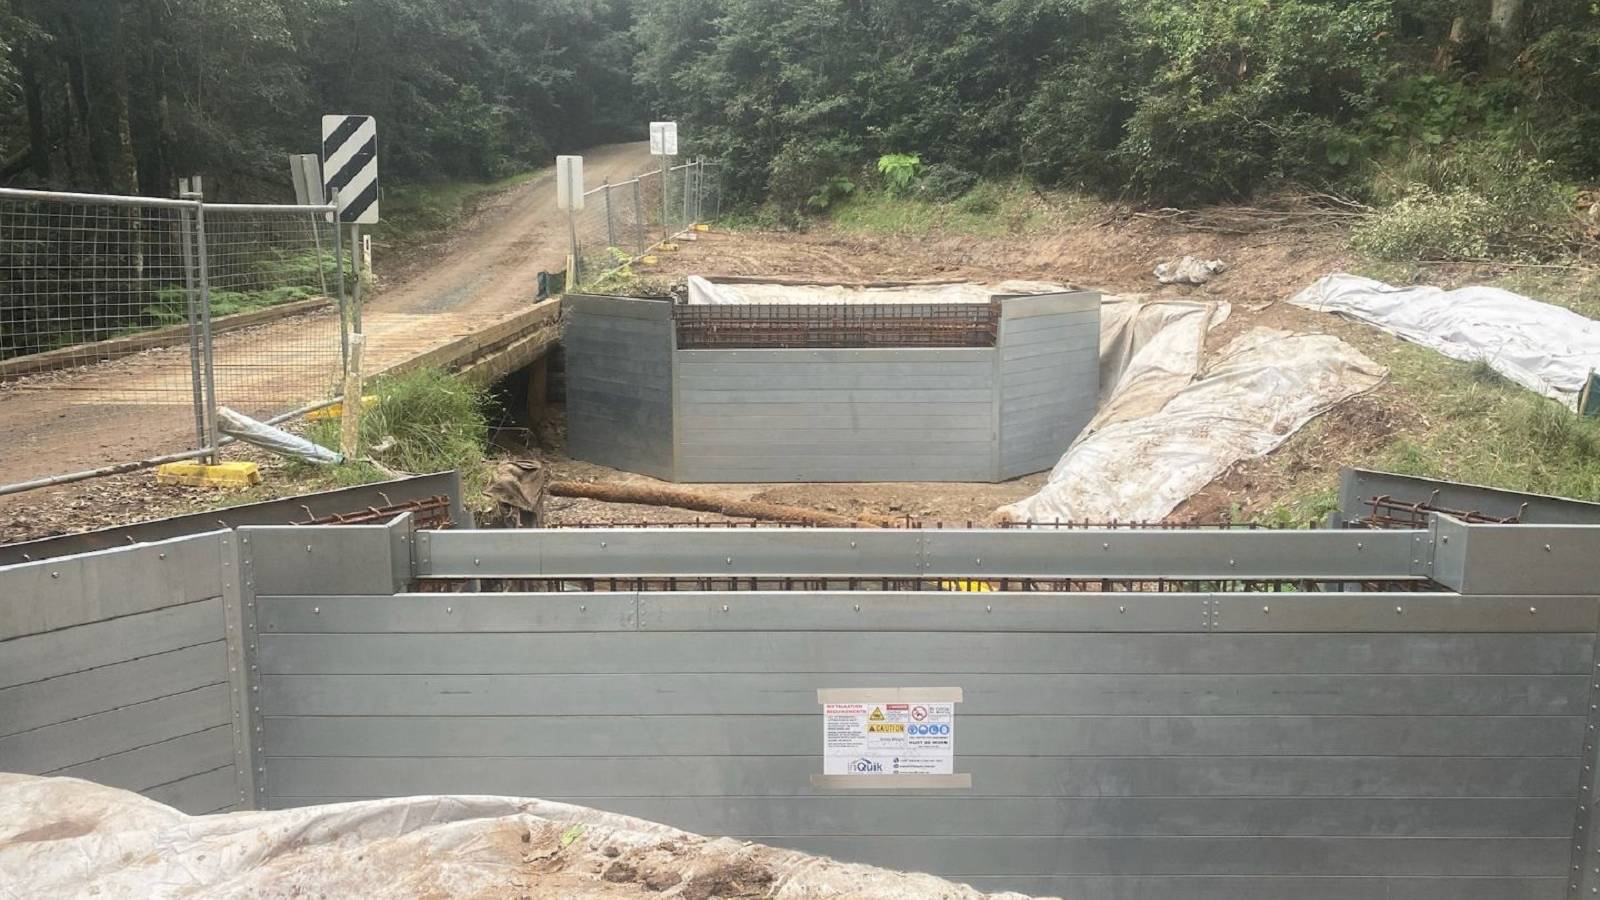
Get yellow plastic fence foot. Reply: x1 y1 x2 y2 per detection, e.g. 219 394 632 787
307 395 378 422
658 242 679 252
639 255 660 266
693 223 710 232
156 461 262 488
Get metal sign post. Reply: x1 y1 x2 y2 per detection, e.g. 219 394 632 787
556 155 585 284
650 121 677 239
321 116 378 347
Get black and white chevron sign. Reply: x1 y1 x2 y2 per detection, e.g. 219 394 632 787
321 115 379 224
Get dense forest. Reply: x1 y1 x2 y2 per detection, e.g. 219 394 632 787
1 0 1597 233
0 0 638 197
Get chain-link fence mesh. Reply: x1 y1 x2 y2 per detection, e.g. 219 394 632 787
0 193 200 400
0 187 347 492
570 159 722 286
201 205 346 419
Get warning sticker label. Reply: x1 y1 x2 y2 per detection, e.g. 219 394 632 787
823 700 955 776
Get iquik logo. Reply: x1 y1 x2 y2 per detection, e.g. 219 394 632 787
852 758 884 773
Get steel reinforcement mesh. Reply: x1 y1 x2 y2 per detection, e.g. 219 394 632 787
672 301 1000 349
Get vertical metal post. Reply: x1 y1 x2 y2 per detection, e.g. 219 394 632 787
177 193 207 455
330 191 349 373
682 162 692 229
193 197 220 464
661 157 670 242
695 158 704 224
349 224 364 334
603 179 615 249
567 205 581 286
632 177 645 255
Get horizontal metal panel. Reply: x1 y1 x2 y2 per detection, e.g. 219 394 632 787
676 412 992 431
1451 522 1600 595
415 529 1426 580
758 834 1566 877
676 439 994 456
259 672 1586 716
243 525 399 596
676 348 992 364
255 632 1594 675
142 765 239 815
0 597 222 689
680 425 995 444
258 594 638 634
1342 467 1600 527
1002 340 1097 363
673 460 996 483
1001 389 1096 414
0 533 223 639
921 529 1420 580
51 724 234 792
260 755 1576 800
262 714 1583 759
675 359 995 377
0 683 231 773
676 401 994 419
676 372 994 391
1215 594 1599 632
676 387 995 403
508 795 1570 838
998 292 1100 319
566 383 670 405
966 875 1563 900
565 293 674 320
0 642 227 737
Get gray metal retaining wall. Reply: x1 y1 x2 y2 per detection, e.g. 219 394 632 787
0 531 251 814
234 518 1600 900
8 517 1600 898
563 294 676 479
564 291 1100 482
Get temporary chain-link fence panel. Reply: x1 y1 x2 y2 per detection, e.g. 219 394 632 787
0 190 202 402
200 205 347 420
0 187 347 494
569 159 722 287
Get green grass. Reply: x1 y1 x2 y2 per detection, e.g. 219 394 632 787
303 368 489 470
827 180 1097 237
374 168 550 248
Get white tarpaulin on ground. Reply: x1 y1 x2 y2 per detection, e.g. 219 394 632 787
1090 295 1230 430
0 774 1042 900
685 276 1071 305
998 328 1386 523
1290 273 1600 409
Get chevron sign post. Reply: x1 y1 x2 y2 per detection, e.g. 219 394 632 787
321 115 379 224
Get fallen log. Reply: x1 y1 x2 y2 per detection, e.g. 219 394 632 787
547 480 897 528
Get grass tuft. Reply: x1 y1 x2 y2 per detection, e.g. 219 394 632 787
298 368 490 482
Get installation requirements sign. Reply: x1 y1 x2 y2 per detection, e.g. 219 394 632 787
823 701 955 776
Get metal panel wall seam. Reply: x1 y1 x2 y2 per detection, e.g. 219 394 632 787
670 301 682 481
1568 598 1600 898
990 313 1005 481
220 531 260 810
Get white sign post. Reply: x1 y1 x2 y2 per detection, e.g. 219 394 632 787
649 122 678 240
649 121 679 157
556 155 585 282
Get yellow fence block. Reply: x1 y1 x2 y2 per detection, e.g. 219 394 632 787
307 395 378 422
937 579 996 592
693 223 710 232
658 242 679 252
156 461 262 488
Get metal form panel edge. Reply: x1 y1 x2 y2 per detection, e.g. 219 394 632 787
1570 601 1600 898
414 528 1425 581
219 531 258 810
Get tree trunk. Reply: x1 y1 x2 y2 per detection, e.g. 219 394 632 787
1489 0 1524 67
19 46 52 181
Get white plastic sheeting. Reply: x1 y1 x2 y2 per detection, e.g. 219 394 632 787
685 276 1071 305
0 774 1041 900
1291 273 1600 409
1090 296 1230 430
998 327 1386 523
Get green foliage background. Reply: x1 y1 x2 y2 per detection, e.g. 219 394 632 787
632 0 1600 211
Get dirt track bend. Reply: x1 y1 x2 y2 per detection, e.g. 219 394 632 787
0 142 654 493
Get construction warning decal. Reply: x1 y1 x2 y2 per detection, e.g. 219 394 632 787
823 699 955 776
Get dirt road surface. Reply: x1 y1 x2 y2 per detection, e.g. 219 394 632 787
0 142 653 501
